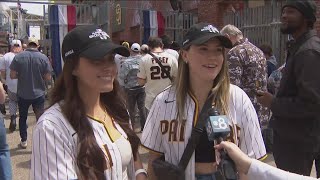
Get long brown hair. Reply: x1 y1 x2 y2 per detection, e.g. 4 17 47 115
175 44 230 121
50 56 140 180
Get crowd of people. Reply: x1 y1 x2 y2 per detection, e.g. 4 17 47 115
0 0 319 180
0 38 52 179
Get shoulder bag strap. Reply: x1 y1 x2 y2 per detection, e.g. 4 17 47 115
148 52 173 82
178 95 213 170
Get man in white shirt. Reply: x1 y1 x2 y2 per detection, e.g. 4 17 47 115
0 40 22 132
137 37 178 111
115 41 130 89
119 43 146 132
160 34 179 60
140 44 149 58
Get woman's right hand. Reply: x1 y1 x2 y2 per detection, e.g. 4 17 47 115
214 141 252 174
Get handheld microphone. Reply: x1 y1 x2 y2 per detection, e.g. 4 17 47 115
206 107 238 180
206 108 230 142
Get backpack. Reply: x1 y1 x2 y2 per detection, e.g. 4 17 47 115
122 57 141 89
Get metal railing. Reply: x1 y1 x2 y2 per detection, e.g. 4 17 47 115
162 11 197 44
224 2 288 65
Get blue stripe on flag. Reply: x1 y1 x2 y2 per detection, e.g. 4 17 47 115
49 5 62 77
143 10 150 44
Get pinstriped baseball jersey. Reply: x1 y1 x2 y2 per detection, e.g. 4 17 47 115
141 84 266 180
31 103 136 180
137 51 178 110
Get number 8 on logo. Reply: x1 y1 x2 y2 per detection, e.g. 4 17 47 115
218 117 228 129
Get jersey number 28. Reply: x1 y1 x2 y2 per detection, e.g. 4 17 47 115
150 65 171 80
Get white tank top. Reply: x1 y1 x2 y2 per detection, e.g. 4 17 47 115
114 136 132 180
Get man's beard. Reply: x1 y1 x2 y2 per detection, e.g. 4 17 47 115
280 26 297 34
280 23 299 34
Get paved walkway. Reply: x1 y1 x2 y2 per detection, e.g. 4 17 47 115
3 103 317 179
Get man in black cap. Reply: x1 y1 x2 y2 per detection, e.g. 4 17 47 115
257 0 320 176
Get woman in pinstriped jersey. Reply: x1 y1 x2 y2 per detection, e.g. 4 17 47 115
30 26 147 180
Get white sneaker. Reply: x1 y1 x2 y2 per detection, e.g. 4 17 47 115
20 140 27 149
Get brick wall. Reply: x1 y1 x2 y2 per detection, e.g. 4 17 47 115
109 0 229 44
110 0 138 44
109 0 320 44
197 1 228 29
149 0 172 11
181 0 228 28
111 0 172 44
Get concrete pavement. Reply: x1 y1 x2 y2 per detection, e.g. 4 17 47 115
4 109 35 180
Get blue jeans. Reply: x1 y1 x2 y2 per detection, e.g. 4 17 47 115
195 173 217 180
0 118 12 180
18 96 45 142
126 87 146 131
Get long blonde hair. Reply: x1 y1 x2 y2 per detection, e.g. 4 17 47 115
175 45 230 121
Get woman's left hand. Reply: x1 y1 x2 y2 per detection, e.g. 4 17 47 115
134 152 147 180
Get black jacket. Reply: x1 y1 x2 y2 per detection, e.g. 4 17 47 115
270 30 320 152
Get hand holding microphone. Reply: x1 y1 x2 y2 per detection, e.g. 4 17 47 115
206 107 238 180
214 141 252 175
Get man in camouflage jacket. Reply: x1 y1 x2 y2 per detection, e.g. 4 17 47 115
221 25 269 130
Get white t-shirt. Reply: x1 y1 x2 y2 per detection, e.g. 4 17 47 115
164 48 179 60
141 84 267 180
137 51 178 110
31 103 135 180
0 52 18 93
115 54 127 86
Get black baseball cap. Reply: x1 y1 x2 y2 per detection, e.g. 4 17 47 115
182 23 233 49
282 0 317 23
62 25 130 61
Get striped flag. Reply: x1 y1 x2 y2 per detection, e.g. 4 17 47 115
49 5 76 77
142 10 165 44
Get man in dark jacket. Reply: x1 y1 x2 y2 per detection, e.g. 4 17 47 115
257 0 320 176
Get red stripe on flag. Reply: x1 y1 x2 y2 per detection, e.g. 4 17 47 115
67 5 76 32
157 11 165 37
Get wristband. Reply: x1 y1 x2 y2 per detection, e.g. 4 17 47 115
135 168 147 177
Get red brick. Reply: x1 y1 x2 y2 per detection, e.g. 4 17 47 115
109 0 320 44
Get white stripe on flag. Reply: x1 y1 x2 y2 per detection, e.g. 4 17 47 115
149 10 158 37
58 5 68 68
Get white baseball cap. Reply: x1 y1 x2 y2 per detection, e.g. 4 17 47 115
11 39 22 47
131 43 140 52
28 38 39 46
140 44 149 52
